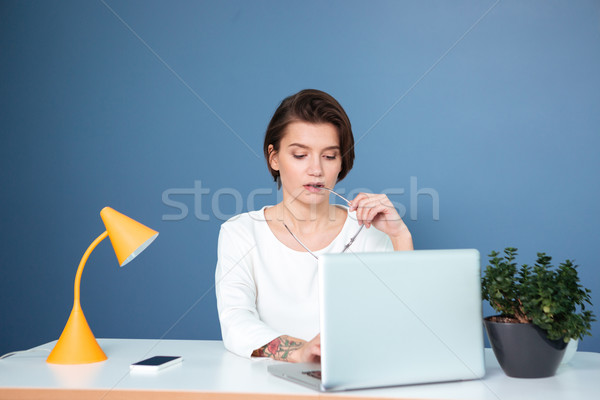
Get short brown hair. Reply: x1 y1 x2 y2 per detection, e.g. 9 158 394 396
263 89 355 186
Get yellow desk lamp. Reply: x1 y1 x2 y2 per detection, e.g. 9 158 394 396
46 207 158 364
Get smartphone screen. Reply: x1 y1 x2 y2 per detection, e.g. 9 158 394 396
130 355 183 371
132 356 180 366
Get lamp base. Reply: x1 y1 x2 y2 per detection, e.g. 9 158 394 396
47 303 107 364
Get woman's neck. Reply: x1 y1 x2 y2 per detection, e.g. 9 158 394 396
276 200 336 234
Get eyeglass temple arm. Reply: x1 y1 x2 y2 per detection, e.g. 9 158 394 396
342 224 364 252
311 186 351 205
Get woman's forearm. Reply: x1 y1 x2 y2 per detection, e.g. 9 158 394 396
391 228 413 251
252 335 305 361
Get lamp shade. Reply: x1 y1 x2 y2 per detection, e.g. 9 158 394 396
100 207 159 267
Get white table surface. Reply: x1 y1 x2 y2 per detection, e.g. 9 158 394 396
1 339 599 400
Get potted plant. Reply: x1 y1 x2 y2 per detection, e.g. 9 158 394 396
481 247 595 378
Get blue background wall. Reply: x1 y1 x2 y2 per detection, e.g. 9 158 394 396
1 0 599 356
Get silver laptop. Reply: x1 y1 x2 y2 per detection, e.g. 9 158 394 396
268 249 485 391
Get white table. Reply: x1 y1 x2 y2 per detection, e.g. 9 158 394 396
0 339 599 400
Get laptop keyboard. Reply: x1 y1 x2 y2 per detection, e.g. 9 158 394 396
302 370 322 380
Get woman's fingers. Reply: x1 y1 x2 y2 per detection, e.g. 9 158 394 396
300 334 321 363
350 193 398 227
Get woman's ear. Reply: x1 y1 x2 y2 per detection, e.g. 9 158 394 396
268 144 279 171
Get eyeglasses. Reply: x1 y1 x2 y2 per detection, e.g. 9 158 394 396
283 186 364 260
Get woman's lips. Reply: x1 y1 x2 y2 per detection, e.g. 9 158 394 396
304 184 324 193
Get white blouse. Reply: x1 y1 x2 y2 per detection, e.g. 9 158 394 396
215 206 393 358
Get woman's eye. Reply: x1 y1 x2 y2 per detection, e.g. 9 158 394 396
324 154 338 160
293 154 306 159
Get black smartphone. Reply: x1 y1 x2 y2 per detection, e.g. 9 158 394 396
130 355 183 372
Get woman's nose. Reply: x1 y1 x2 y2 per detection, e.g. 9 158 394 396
308 157 323 176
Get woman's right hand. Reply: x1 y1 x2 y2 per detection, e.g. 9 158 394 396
292 334 320 363
253 334 320 363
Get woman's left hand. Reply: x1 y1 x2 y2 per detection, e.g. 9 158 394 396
349 193 413 250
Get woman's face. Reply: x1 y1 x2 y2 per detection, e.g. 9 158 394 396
269 121 342 206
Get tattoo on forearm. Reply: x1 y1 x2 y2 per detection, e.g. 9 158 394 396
256 336 304 361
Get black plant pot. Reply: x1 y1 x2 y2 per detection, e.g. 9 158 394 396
484 317 568 378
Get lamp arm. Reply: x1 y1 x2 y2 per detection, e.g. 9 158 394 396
74 231 109 305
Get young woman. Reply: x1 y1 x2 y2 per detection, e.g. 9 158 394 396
215 89 413 362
